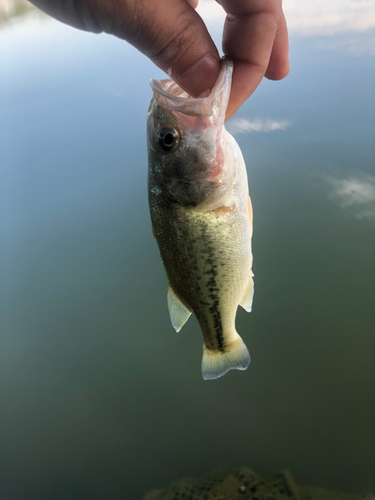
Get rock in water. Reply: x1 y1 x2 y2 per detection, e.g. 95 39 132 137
144 466 374 500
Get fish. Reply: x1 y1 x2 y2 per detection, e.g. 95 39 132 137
147 58 254 380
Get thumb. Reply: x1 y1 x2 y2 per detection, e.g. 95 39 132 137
116 0 221 97
29 0 221 98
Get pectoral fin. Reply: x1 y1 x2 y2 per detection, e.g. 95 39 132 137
239 273 254 312
167 283 192 332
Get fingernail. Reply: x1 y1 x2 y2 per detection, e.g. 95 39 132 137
178 55 221 97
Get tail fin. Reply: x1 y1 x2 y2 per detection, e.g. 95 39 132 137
201 335 250 381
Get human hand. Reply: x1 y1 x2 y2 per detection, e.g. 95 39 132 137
29 0 289 119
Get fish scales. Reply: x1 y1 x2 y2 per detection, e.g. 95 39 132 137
150 174 251 352
147 59 254 380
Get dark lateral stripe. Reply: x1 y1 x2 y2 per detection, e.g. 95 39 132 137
200 222 226 353
210 301 225 353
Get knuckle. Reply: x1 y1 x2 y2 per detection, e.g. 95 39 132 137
146 15 198 70
117 0 148 39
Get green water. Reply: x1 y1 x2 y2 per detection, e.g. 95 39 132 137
1 2 374 499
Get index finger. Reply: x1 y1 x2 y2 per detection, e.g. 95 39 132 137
218 0 285 118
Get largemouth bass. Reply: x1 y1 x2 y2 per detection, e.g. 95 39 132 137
147 58 254 380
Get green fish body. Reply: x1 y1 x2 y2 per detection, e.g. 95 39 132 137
147 59 253 380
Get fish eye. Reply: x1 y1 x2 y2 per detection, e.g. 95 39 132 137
157 128 180 152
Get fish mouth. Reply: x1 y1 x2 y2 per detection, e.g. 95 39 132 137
150 57 233 120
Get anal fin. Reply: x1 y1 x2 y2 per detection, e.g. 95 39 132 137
240 272 254 312
167 283 192 332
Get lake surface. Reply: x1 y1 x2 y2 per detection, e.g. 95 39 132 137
1 1 374 499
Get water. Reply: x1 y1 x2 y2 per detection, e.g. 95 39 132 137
1 1 374 499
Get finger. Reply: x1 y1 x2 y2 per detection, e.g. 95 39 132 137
218 0 284 119
186 0 199 9
265 11 289 81
29 0 220 98
118 0 220 98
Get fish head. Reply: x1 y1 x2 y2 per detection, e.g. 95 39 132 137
147 58 235 210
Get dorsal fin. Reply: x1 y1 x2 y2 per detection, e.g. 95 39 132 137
240 273 254 312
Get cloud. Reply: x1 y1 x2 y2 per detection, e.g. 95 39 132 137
283 0 375 35
316 30 375 56
196 0 375 36
227 118 290 136
326 175 375 220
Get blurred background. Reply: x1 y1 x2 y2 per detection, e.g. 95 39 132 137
1 0 374 499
